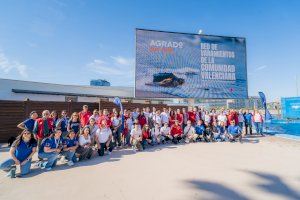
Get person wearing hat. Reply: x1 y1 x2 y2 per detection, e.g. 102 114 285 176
38 129 63 170
61 130 78 166
0 129 37 177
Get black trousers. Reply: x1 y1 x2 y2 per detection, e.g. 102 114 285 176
97 142 114 156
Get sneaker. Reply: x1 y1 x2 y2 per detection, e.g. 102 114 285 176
132 146 136 153
107 151 111 155
45 167 52 171
60 156 67 163
76 157 80 162
40 161 48 169
67 161 74 166
6 166 16 178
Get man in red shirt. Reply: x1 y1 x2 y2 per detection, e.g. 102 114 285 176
170 120 183 144
79 105 91 127
33 110 54 149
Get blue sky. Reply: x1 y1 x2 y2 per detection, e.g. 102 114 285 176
0 0 299 101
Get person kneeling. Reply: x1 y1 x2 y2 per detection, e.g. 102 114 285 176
38 129 63 171
95 120 114 156
62 130 78 166
170 120 183 144
76 126 94 160
183 120 195 143
227 120 242 142
0 130 37 177
194 120 206 142
130 123 143 152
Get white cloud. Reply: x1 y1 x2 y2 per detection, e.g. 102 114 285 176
0 51 28 78
110 56 135 67
255 65 267 71
87 59 123 75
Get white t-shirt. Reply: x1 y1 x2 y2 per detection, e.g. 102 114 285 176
160 112 169 124
130 128 142 139
112 117 121 127
204 114 211 123
218 114 227 124
160 126 170 136
184 125 195 135
152 114 162 126
96 128 112 143
78 135 91 146
88 124 99 137
151 127 160 136
126 118 133 130
238 113 245 123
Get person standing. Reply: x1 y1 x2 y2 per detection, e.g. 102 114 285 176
17 111 38 133
33 110 54 149
79 105 91 127
67 112 81 136
160 108 169 125
182 108 189 130
56 110 69 138
111 111 122 147
238 109 245 130
244 110 253 135
253 110 264 136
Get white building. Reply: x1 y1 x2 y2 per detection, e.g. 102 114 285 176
0 78 133 102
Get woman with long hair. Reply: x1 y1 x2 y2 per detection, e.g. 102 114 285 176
0 130 37 177
76 126 93 160
68 112 81 136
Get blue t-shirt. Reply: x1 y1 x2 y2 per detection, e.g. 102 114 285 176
12 140 37 162
23 118 36 132
227 125 241 136
244 113 252 124
68 120 80 134
57 117 69 132
39 137 62 153
63 138 78 148
195 125 205 135
217 126 226 135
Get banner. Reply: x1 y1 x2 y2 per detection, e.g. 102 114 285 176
281 97 300 119
135 29 248 99
258 91 273 120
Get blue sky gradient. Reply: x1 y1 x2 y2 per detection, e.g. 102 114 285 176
0 0 299 101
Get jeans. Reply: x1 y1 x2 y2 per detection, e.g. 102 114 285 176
112 127 122 147
238 122 244 129
38 152 59 168
254 122 263 134
0 158 32 175
62 150 77 162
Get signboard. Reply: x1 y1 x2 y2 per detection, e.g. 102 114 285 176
281 97 300 119
135 29 248 99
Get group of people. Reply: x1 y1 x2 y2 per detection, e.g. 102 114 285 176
0 105 265 177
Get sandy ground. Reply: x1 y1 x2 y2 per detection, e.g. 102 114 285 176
0 135 299 200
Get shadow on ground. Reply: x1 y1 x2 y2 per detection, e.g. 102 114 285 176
186 170 300 200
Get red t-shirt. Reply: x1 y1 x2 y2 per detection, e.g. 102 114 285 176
142 129 151 140
169 115 176 126
138 115 147 128
176 113 183 125
79 111 91 127
170 124 182 136
98 115 112 128
188 111 196 123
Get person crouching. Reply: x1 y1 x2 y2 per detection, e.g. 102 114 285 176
95 120 114 156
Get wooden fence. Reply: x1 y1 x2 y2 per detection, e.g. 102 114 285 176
0 100 186 142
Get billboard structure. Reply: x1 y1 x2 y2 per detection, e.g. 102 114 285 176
135 29 248 99
281 97 300 119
